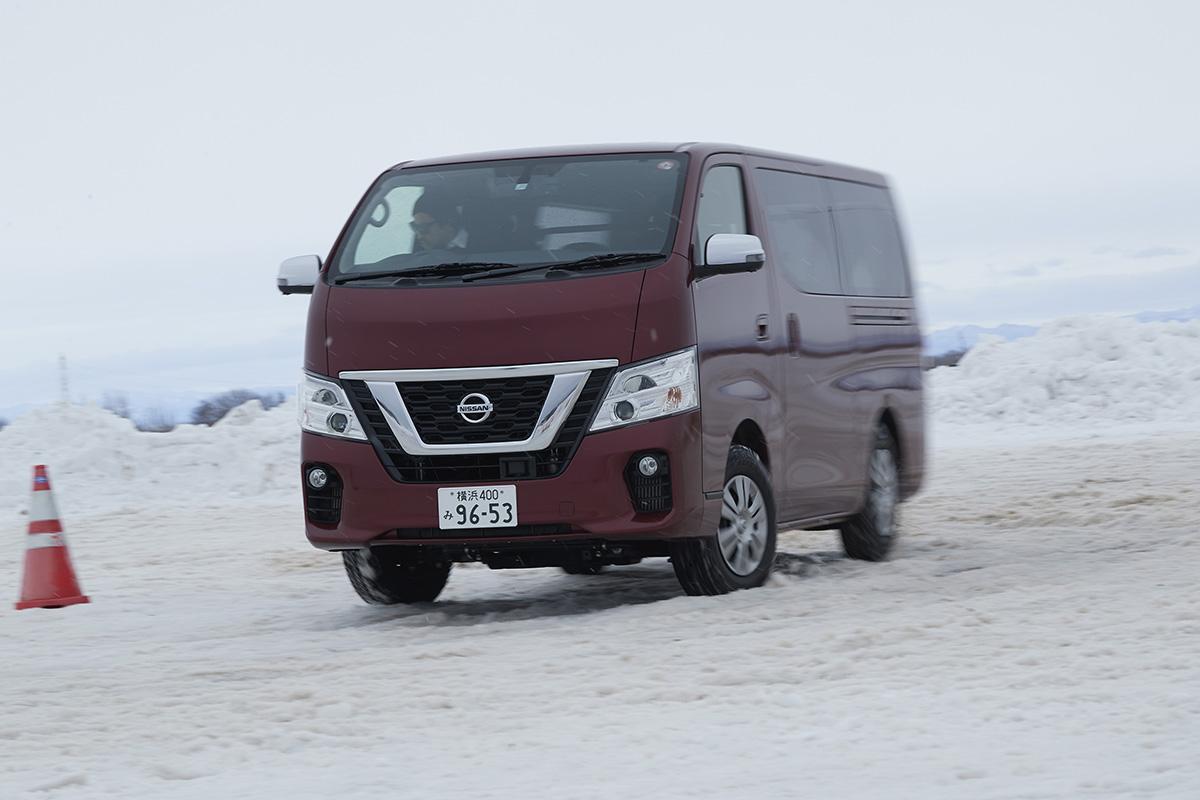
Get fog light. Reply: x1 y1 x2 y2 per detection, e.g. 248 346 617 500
307 467 329 489
625 452 672 514
638 455 659 476
614 401 636 421
327 412 349 433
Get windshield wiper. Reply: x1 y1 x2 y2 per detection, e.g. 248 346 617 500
334 262 518 285
460 252 667 283
556 252 669 270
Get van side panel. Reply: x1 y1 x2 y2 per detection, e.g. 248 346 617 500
689 155 786 496
744 158 867 521
828 180 926 501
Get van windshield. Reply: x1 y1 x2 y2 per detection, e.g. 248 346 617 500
330 154 688 283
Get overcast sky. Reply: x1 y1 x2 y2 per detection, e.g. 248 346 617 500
2 0 1198 416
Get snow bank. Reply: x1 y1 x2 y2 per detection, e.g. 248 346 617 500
0 400 298 515
929 316 1200 430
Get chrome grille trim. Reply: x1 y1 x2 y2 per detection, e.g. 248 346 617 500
341 359 619 456
340 359 618 382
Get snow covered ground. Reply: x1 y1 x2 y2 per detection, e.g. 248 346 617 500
2 316 1199 798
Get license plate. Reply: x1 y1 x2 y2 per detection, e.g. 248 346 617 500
437 485 518 530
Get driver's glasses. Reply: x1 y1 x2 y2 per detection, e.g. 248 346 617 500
410 220 438 234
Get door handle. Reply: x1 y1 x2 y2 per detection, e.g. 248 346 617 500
755 314 769 340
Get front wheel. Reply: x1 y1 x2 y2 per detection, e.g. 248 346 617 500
342 549 451 605
670 445 777 595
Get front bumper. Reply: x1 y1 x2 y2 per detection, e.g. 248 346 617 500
301 410 712 549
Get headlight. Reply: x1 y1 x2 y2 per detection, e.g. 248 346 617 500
298 373 367 440
590 348 699 432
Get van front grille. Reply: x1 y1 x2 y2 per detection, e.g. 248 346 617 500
401 375 553 444
344 368 613 484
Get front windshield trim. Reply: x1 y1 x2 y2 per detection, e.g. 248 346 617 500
327 152 689 286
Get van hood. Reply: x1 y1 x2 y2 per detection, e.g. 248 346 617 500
323 270 646 374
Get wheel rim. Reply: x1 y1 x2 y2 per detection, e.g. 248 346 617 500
870 447 898 537
717 474 769 576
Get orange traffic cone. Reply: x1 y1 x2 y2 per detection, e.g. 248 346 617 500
15 465 90 610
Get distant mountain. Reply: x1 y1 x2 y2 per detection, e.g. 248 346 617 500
924 324 1038 356
924 305 1200 355
1128 304 1200 323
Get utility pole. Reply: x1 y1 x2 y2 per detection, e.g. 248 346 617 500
59 354 69 405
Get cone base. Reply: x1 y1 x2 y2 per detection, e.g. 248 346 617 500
15 594 90 610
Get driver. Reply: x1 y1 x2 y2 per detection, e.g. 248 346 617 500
411 192 466 251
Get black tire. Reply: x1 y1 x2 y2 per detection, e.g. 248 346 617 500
342 548 451 605
840 426 901 561
670 445 777 595
561 564 605 576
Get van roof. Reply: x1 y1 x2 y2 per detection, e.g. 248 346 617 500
394 143 887 186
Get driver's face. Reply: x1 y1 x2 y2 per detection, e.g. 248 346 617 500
412 212 457 250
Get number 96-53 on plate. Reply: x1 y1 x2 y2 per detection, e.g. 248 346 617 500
436 485 518 530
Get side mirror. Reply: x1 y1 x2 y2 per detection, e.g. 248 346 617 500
696 234 766 279
277 255 321 295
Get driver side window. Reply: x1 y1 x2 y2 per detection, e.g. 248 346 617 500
694 165 747 265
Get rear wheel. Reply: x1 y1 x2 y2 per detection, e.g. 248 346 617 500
342 549 451 605
840 426 900 561
671 445 776 595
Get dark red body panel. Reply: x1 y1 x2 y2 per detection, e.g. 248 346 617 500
629 255 697 364
302 412 714 549
324 269 648 373
303 279 328 376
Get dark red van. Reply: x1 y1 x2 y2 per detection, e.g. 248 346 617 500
278 143 924 601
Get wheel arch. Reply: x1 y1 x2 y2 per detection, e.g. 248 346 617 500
731 418 770 471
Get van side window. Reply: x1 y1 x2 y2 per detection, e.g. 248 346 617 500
827 180 909 297
756 170 841 294
694 166 747 265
